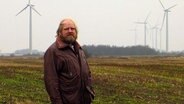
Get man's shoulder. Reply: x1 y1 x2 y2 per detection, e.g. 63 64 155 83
45 42 57 54
48 42 57 49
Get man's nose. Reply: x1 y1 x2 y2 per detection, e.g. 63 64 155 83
68 28 73 32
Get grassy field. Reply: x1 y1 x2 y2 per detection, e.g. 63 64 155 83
0 56 184 104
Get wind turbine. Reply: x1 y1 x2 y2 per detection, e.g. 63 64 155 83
129 25 137 46
16 0 41 55
159 0 176 52
149 25 155 49
135 13 150 46
159 13 166 52
153 25 159 51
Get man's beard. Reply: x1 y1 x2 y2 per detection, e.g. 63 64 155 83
60 34 77 44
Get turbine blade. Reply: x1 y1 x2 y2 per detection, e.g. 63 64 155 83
16 5 29 16
159 0 165 10
161 13 166 30
135 22 145 24
28 0 31 4
31 7 41 16
167 4 177 10
145 12 151 22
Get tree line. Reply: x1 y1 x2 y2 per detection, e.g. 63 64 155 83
82 45 159 57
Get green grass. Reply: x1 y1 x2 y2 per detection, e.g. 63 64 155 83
0 56 184 104
0 57 49 104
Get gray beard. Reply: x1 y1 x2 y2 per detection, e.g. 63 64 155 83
60 35 77 44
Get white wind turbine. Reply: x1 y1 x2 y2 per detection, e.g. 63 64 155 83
135 13 150 46
149 24 157 49
159 0 176 52
159 13 166 52
129 25 138 46
153 25 159 51
149 25 155 49
16 0 41 55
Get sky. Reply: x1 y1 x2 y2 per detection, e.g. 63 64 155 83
0 0 184 53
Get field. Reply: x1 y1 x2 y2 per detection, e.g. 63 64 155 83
0 56 184 104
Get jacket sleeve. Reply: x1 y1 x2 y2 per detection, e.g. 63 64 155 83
44 48 63 104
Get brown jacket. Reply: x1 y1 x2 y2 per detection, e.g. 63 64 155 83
44 38 94 104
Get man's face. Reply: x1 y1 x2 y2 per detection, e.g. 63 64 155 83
59 20 77 44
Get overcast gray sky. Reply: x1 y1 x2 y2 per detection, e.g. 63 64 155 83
1 0 184 53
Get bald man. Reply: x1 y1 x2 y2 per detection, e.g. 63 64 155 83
44 18 94 104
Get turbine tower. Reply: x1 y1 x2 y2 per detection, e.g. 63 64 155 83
135 13 150 46
16 0 41 55
159 0 176 52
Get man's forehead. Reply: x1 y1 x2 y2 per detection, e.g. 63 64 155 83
61 19 75 25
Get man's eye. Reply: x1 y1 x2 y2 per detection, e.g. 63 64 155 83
64 28 75 30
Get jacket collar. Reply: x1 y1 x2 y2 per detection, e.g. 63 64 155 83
56 37 81 50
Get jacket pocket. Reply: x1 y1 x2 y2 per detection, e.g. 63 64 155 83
59 73 80 93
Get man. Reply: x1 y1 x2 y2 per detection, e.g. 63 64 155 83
44 18 94 104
